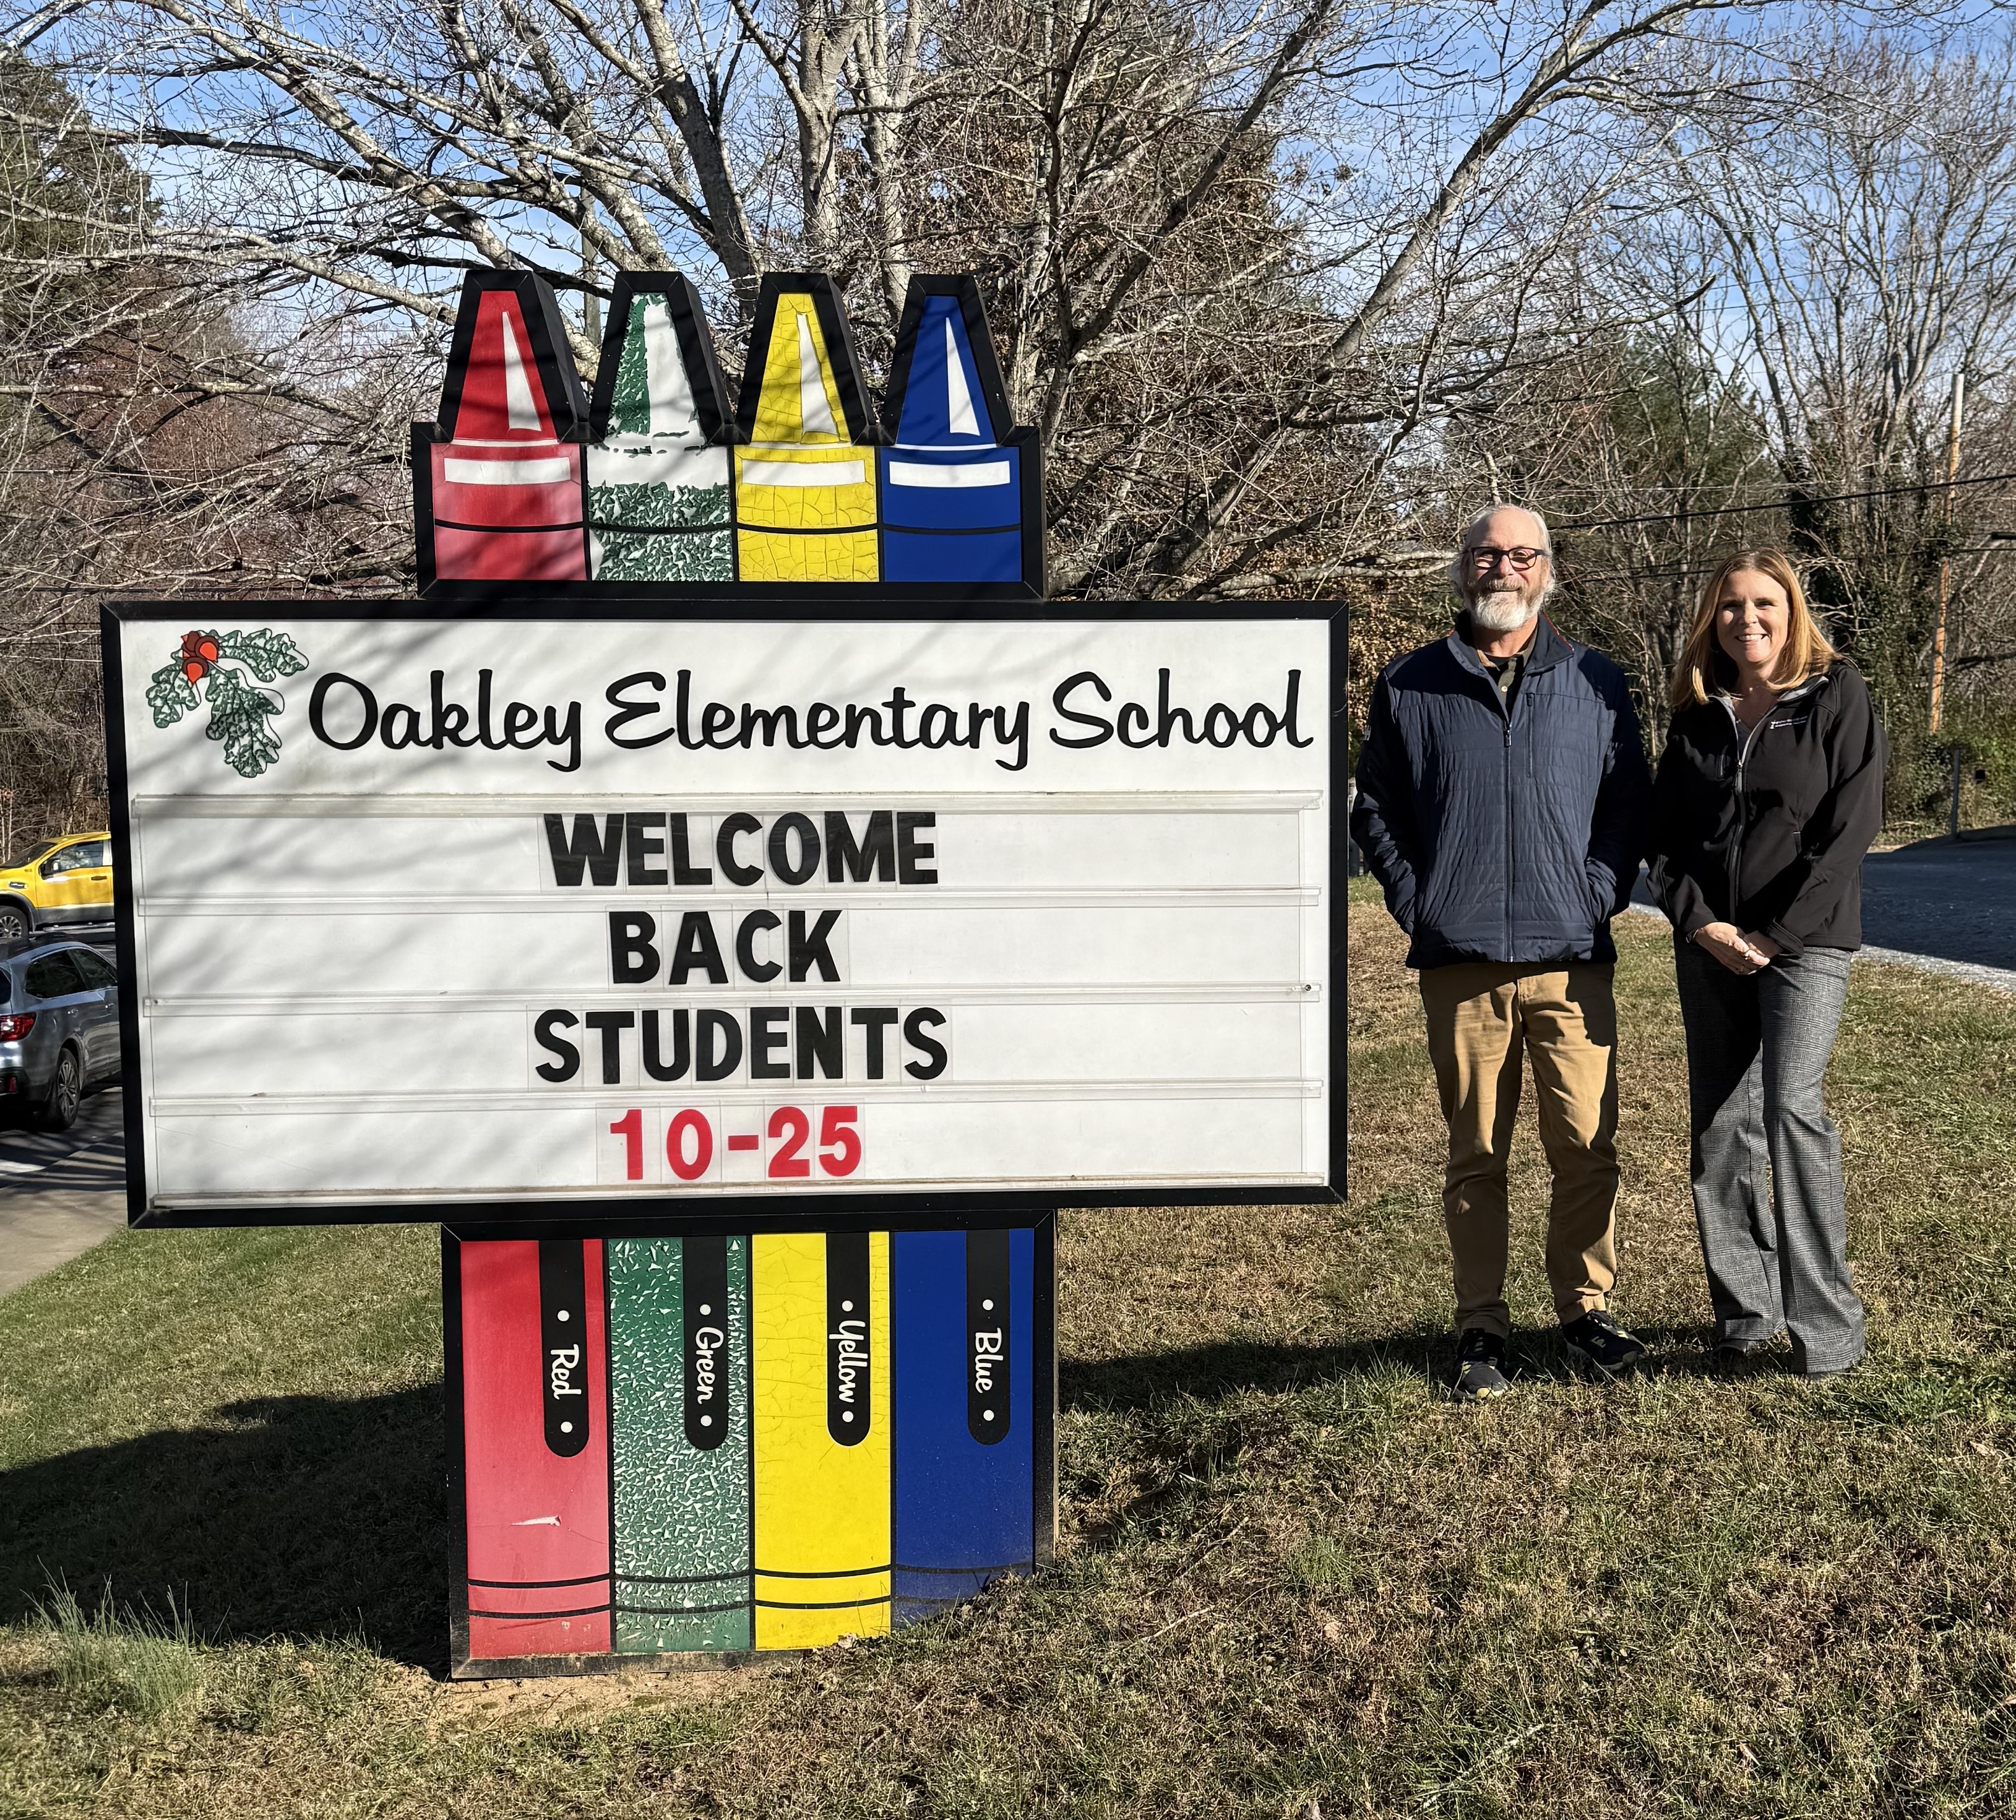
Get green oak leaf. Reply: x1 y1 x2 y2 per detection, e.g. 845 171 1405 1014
147 660 199 727
218 627 308 682
202 665 285 778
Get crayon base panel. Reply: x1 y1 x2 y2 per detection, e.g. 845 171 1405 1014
590 527 736 583
736 530 879 582
607 1235 754 1653
447 1221 1054 1677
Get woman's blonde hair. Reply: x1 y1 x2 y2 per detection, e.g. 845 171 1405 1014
1670 548 1838 710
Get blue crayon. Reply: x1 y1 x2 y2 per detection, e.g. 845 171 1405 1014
891 1228 1035 1623
878 279 1037 587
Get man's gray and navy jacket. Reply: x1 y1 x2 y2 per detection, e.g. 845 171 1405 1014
1350 615 1652 970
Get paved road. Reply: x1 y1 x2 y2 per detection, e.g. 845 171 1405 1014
0 1089 127 1298
1625 830 2016 983
1860 833 2016 972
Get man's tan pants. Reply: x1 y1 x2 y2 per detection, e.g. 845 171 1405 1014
1418 962 1621 1337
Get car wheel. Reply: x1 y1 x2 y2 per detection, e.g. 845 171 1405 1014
33 1046 81 1132
0 901 27 943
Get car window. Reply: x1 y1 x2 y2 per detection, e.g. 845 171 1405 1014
0 972 10 1006
72 948 116 988
4 839 59 871
24 952 86 999
43 842 107 876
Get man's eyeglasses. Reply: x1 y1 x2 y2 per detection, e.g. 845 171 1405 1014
1466 545 1548 571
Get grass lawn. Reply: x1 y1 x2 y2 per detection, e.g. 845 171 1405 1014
4 882 2016 1816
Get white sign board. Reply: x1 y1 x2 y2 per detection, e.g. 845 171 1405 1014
106 606 1342 1223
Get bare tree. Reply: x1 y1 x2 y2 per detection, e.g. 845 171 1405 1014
5 0 2012 830
1669 33 2016 686
0 51 408 837
15 0 1956 593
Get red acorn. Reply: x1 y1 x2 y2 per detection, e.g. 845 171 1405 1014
179 630 220 684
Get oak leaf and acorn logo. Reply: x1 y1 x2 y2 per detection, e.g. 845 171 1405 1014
147 628 309 778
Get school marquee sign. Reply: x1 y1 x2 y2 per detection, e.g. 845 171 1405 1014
103 265 1342 1675
108 607 1338 1220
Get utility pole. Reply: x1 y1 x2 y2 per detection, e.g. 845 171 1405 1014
1930 368 1965 734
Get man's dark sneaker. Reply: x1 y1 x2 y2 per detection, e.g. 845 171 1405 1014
1453 1329 1512 1400
1561 1309 1648 1379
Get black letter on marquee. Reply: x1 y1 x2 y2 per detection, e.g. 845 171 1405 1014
796 1006 843 1079
584 1010 634 1084
789 909 842 982
669 912 729 985
851 1006 898 1079
642 1008 691 1082
749 1006 791 1079
670 813 712 886
609 912 660 984
717 811 764 886
533 1009 580 1082
767 812 821 884
545 813 624 887
896 813 937 885
626 813 670 885
736 909 783 983
825 810 894 882
903 1007 949 1079
696 1009 743 1081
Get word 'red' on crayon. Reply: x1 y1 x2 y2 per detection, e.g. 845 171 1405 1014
891 1229 1036 1623
606 1236 754 1652
585 274 736 583
878 276 1042 591
751 1231 892 1647
415 272 588 587
733 274 880 583
454 1236 613 1661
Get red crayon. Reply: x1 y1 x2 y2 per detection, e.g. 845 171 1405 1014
416 274 587 585
459 1238 613 1660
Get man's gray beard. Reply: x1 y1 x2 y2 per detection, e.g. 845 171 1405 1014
1467 587 1538 634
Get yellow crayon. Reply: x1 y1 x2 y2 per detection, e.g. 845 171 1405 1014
734 282 879 582
751 1230 892 1647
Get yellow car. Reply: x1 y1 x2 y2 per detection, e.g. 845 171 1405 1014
0 832 114 944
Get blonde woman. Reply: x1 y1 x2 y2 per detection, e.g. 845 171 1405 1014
1647 550 1885 1377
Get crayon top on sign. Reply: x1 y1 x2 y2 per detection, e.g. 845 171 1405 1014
882 277 1017 449
735 274 880 449
432 273 586 445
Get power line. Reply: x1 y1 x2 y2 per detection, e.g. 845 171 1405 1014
1559 543 2016 587
1550 467 2016 533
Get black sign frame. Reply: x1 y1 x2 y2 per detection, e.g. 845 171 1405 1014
103 597 1348 1230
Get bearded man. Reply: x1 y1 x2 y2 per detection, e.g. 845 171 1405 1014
1351 505 1653 1399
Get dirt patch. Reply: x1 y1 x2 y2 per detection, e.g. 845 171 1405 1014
409 1658 770 1728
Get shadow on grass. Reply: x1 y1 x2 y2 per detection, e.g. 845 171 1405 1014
1062 1328 1449 1413
0 1386 447 1673
1060 1320 1760 1415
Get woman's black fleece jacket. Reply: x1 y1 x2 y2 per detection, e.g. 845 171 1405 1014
1646 660 1886 957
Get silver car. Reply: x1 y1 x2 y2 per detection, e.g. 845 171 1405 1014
0 939 121 1131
